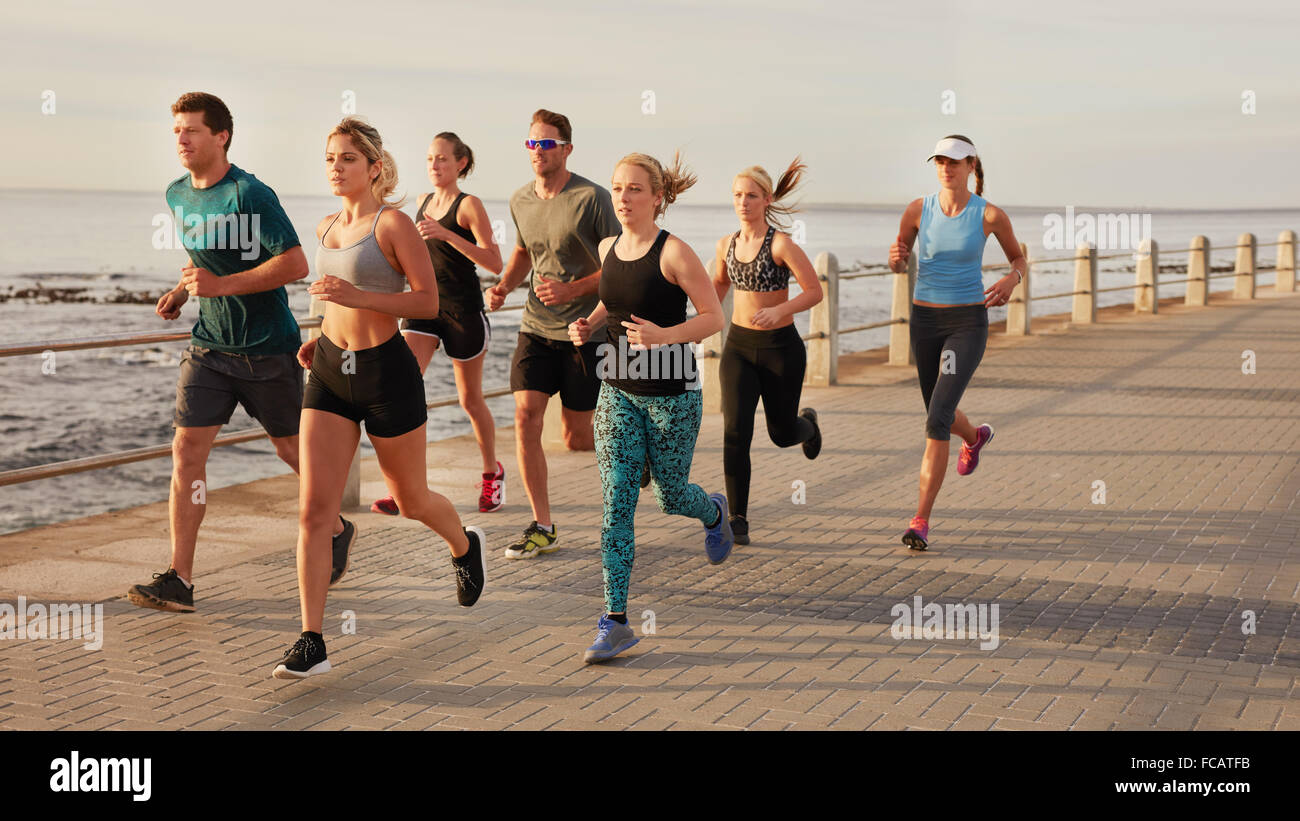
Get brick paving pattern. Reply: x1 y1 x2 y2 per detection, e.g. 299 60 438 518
1 294 1297 730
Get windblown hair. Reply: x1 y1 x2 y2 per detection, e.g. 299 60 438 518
328 117 404 207
735 157 806 228
616 151 697 220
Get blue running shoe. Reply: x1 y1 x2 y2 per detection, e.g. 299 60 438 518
583 614 639 664
704 493 734 565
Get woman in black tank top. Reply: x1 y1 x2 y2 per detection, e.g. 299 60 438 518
371 132 507 519
710 159 825 547
565 152 730 664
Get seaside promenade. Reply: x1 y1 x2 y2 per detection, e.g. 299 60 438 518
1 289 1298 731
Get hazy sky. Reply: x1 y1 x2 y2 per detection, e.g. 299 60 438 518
3 0 1297 208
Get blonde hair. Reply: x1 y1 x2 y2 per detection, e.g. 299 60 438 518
734 157 806 228
327 117 404 207
614 151 697 220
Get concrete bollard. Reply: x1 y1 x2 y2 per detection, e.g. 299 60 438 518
308 295 361 509
1186 236 1209 307
1006 241 1031 335
805 252 838 386
1233 232 1256 300
1276 230 1296 293
888 254 915 366
1071 242 1096 324
700 256 732 414
1135 238 1159 313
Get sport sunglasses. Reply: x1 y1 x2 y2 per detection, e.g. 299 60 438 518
524 138 571 150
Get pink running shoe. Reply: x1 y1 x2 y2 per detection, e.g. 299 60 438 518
478 461 505 513
371 496 399 516
957 424 995 476
903 517 929 550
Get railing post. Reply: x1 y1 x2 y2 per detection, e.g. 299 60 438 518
1006 241 1031 335
1071 241 1096 324
1135 238 1158 313
805 252 838 386
1186 236 1209 307
1276 230 1296 293
1233 232 1256 300
700 256 731 414
309 295 360 508
888 254 915 366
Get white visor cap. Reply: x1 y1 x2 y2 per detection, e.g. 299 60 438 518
927 137 977 162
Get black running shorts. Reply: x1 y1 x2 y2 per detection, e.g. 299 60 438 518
302 332 428 438
509 331 601 412
401 308 490 361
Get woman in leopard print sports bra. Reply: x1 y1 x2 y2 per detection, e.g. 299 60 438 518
710 158 824 547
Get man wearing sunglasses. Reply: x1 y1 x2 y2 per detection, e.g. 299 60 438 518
486 109 619 560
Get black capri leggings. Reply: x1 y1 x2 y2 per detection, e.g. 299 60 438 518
721 323 816 517
910 303 989 441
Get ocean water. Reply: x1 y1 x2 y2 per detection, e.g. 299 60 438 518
2 187 1297 534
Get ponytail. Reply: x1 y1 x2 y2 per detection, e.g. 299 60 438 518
327 117 405 208
735 156 806 229
974 156 984 196
615 151 697 220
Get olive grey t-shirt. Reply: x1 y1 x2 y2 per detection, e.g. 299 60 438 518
510 172 620 340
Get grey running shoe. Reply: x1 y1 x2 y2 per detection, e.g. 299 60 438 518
583 614 640 663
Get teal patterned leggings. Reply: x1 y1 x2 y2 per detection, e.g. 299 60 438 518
594 383 716 614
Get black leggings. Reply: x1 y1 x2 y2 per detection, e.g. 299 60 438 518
909 303 988 440
720 323 816 517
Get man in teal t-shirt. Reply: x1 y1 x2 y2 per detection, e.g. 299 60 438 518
127 92 353 615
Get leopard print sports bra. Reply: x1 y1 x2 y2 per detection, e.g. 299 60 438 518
725 226 790 292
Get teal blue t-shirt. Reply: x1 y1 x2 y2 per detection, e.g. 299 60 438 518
165 165 302 355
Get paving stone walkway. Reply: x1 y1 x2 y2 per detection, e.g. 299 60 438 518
1 293 1297 730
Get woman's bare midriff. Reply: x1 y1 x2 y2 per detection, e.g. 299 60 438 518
730 288 795 330
321 304 402 350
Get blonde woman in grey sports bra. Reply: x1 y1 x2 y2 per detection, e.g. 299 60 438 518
272 117 488 680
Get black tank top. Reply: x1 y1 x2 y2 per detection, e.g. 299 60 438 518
416 192 482 314
598 230 695 396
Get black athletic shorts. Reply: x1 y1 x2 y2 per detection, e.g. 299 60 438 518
173 345 303 437
401 307 490 361
509 331 601 412
302 332 428 438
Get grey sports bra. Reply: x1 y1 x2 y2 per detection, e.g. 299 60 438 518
725 226 791 292
315 205 407 294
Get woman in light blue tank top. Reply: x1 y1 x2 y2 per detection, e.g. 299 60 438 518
272 117 488 681
886 135 1027 551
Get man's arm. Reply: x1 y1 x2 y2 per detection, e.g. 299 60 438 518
182 246 309 298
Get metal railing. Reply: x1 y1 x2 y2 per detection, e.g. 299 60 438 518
5 229 1298 486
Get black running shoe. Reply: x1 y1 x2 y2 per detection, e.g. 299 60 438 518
453 526 487 607
272 632 331 680
330 517 356 586
800 408 822 460
730 514 750 545
640 460 652 489
126 568 195 613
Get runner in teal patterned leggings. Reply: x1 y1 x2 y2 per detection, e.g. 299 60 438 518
594 383 716 614
568 151 733 663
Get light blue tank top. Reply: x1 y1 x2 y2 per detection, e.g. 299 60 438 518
913 192 988 305
315 206 407 294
